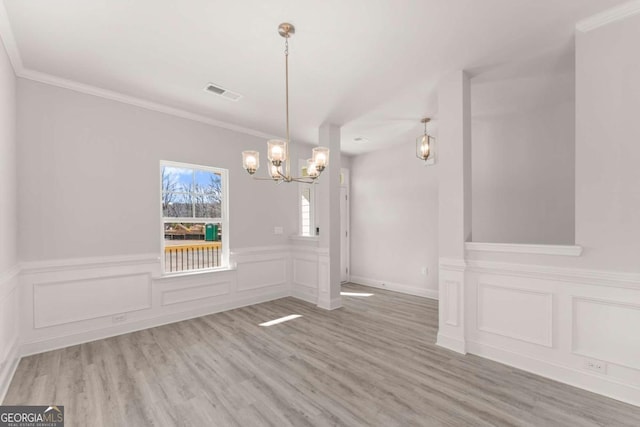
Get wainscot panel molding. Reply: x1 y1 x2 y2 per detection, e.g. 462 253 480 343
349 275 439 300
291 253 319 305
20 253 161 274
465 259 640 289
33 273 153 328
463 259 640 407
0 265 20 403
465 242 583 257
437 257 467 354
572 296 640 371
17 247 292 360
476 283 553 347
466 339 640 408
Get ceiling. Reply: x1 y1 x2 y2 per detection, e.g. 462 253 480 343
0 0 625 154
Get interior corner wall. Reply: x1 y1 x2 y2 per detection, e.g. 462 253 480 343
17 79 298 262
0 38 17 272
349 141 438 298
575 14 640 273
0 37 19 400
471 72 575 244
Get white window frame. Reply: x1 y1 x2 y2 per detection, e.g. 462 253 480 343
160 160 229 275
298 159 316 237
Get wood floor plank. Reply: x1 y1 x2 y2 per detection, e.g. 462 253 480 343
4 283 640 426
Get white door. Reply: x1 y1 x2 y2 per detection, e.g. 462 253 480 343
340 170 350 283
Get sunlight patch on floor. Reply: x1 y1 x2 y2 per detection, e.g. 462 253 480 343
341 292 374 297
259 314 302 326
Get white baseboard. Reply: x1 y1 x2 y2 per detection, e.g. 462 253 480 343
350 275 439 300
290 285 317 305
466 340 640 407
20 289 288 357
317 296 343 311
0 337 20 404
436 333 467 354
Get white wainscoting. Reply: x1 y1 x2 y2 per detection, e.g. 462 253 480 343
0 265 20 403
436 258 466 354
349 276 439 300
463 259 640 407
291 250 319 304
18 247 291 359
476 282 553 347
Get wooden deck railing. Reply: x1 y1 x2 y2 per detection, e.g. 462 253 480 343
164 242 222 272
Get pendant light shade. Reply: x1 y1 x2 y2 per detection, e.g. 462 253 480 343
242 151 259 175
267 139 287 166
416 118 435 162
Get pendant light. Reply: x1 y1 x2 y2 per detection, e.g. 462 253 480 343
242 23 329 183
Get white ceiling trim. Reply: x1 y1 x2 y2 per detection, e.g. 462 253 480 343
0 0 23 72
576 0 640 32
19 69 279 140
0 2 279 142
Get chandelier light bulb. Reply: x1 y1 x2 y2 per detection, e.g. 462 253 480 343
242 150 259 174
306 159 319 178
416 118 434 162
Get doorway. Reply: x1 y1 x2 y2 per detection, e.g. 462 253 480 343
340 168 350 283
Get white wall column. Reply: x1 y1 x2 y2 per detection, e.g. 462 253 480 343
436 71 471 354
316 123 342 310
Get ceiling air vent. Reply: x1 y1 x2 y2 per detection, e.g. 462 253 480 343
204 83 242 101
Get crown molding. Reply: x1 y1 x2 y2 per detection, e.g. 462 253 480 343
18 69 279 140
0 2 281 142
576 1 640 32
0 0 23 73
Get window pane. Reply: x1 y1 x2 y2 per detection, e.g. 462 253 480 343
195 201 221 218
193 170 222 218
162 166 193 193
163 193 192 217
164 222 223 273
195 170 221 192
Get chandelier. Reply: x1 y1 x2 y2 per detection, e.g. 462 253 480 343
416 117 434 162
242 23 329 183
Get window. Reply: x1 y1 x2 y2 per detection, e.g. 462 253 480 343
299 160 316 237
161 161 228 274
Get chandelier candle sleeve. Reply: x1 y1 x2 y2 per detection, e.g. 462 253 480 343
269 163 282 179
306 159 319 178
268 140 287 166
242 151 259 174
312 147 329 171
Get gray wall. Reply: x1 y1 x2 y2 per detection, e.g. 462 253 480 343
0 39 16 271
350 140 439 295
17 79 298 262
471 67 576 244
0 36 18 395
575 14 640 272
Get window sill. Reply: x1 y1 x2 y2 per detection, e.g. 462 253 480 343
154 266 236 280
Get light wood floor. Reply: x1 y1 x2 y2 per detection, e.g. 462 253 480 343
4 283 640 426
